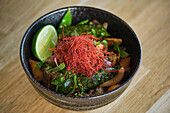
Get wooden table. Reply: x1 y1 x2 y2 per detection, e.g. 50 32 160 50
0 0 169 113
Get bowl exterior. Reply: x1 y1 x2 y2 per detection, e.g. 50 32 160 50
28 75 129 110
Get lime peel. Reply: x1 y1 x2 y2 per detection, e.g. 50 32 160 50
32 25 58 61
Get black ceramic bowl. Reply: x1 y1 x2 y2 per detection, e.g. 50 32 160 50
20 6 141 111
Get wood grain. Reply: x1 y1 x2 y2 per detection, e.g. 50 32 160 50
0 0 170 113
146 89 170 113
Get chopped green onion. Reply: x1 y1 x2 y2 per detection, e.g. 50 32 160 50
102 40 108 48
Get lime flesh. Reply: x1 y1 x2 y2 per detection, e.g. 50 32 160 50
32 25 57 61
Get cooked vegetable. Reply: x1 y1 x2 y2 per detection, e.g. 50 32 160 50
96 43 104 50
120 57 131 71
100 67 125 87
89 20 102 25
120 47 130 58
102 22 108 30
29 59 43 81
106 84 121 92
102 40 108 48
46 62 65 74
94 87 105 95
57 24 110 39
46 56 56 67
104 38 122 46
114 43 121 54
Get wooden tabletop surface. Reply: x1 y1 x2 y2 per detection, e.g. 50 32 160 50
0 0 169 113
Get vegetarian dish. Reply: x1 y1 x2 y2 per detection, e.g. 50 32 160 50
29 9 131 97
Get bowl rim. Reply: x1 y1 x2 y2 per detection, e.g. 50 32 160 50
20 6 142 100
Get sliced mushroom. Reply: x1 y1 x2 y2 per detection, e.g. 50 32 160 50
29 59 43 82
82 93 90 97
100 67 125 87
102 22 108 30
88 89 95 96
120 57 131 72
106 84 121 92
94 87 105 95
89 20 101 25
105 38 122 46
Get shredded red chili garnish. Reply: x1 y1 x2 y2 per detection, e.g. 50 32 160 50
54 34 113 77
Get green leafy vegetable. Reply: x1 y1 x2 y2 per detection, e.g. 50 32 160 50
77 20 89 25
36 60 52 69
51 78 60 85
55 85 59 92
46 62 65 74
95 74 100 80
67 74 78 96
102 40 108 48
92 41 96 46
57 24 110 38
50 69 117 96
120 47 129 58
114 43 120 54
67 87 75 96
97 41 101 45
74 74 77 87
91 28 97 37
59 8 72 28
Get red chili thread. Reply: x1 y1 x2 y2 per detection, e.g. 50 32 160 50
62 26 65 38
54 34 113 77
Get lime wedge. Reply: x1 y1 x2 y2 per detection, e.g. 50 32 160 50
32 25 57 61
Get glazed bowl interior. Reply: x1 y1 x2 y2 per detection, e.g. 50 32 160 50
20 6 141 111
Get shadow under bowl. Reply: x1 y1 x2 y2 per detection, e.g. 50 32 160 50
20 6 141 111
